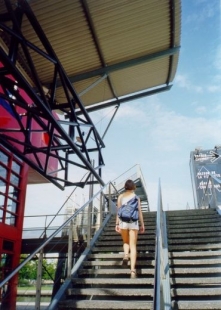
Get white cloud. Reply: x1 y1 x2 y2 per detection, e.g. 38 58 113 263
186 1 217 24
207 85 221 93
123 99 221 153
195 106 207 114
115 103 147 121
175 74 203 93
214 44 221 71
146 179 194 211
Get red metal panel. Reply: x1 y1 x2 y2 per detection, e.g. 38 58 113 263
0 63 59 178
0 148 28 310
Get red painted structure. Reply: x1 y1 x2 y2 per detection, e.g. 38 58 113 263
0 71 59 309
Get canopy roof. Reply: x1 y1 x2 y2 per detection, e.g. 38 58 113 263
0 0 181 188
0 0 181 111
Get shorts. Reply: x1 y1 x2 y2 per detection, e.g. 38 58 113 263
119 220 139 230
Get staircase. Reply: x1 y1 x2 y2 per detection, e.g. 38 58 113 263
166 208 221 310
58 211 157 309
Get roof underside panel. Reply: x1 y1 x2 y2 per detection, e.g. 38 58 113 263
109 58 170 98
1 0 181 109
22 0 102 82
88 0 171 63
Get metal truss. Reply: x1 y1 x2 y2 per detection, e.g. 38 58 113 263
0 0 105 189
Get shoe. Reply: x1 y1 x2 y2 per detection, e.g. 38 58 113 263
130 270 137 278
122 255 129 267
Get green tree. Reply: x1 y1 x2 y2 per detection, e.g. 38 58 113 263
19 255 37 280
19 255 56 281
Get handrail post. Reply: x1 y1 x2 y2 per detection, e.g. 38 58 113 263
0 180 112 290
67 219 73 277
35 249 44 310
109 183 114 214
87 161 94 246
211 177 217 208
99 192 103 227
154 179 171 310
207 176 210 207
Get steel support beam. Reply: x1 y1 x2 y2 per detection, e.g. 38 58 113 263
52 47 180 85
0 0 105 189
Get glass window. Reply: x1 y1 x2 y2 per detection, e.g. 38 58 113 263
0 208 3 222
0 166 7 180
0 151 9 166
5 213 16 226
0 180 6 195
12 161 21 174
6 198 17 214
0 194 5 209
8 185 18 200
10 173 19 187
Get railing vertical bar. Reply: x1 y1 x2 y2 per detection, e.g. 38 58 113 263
67 219 73 277
153 180 162 310
0 181 112 289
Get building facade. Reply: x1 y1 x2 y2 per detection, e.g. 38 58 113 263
190 147 221 209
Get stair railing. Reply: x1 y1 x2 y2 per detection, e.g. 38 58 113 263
0 181 118 293
153 180 171 310
199 174 220 209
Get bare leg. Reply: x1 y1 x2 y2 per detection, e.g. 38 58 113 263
129 229 138 272
120 229 130 257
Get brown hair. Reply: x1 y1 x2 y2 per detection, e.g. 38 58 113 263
124 179 136 190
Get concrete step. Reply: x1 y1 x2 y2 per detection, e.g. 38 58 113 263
95 239 155 246
72 277 154 285
168 226 221 234
168 231 221 238
108 217 156 224
167 222 221 229
92 245 155 252
87 253 155 259
172 301 221 310
57 213 155 310
166 209 217 215
105 224 156 230
168 236 221 244
169 250 221 258
101 232 155 239
169 258 221 265
169 243 221 251
170 277 221 285
170 267 221 275
58 300 153 309
167 218 221 225
78 268 155 276
171 287 221 296
167 210 221 309
67 288 153 297
167 214 220 221
82 260 155 267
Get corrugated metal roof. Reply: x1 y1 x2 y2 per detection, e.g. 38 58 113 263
0 0 181 110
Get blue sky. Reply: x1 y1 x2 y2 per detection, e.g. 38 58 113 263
99 0 221 210
25 0 221 226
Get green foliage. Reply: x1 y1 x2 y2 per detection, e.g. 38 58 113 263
19 255 56 282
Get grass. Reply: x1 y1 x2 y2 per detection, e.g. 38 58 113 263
18 285 52 290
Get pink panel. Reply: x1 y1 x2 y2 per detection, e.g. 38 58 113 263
0 64 59 178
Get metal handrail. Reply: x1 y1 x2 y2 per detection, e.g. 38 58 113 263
153 180 162 310
48 208 112 310
199 174 221 209
0 180 117 289
153 179 171 310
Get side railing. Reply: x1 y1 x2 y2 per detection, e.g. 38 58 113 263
153 180 171 310
199 174 221 209
0 181 118 309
